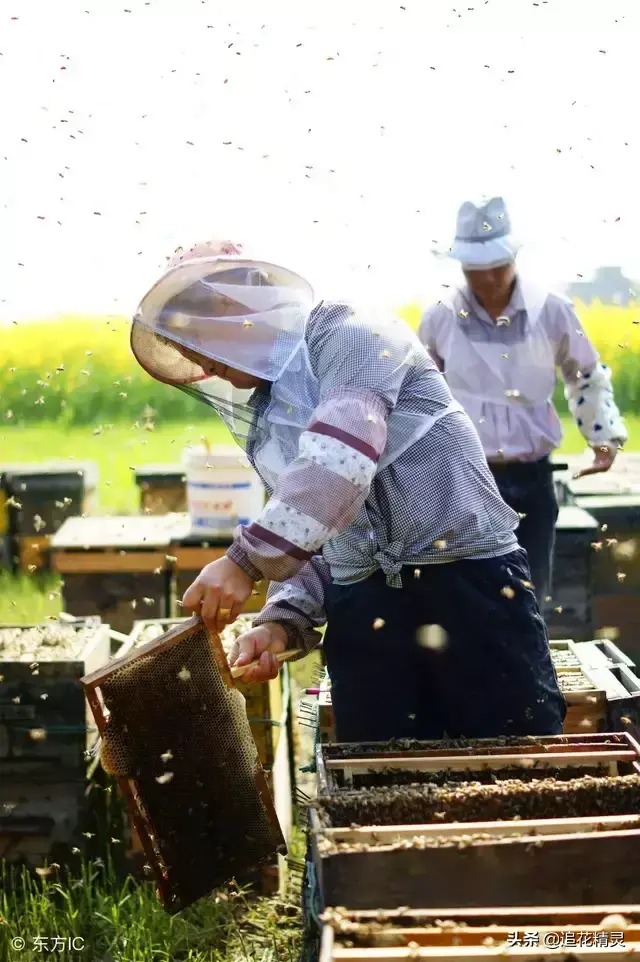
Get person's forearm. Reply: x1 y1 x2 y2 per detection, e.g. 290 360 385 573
251 556 330 659
227 388 388 583
564 362 628 446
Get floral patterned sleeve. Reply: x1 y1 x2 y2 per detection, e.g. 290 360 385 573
226 303 409 584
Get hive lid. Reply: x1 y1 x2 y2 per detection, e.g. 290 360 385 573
51 514 191 549
181 445 252 469
134 464 185 480
556 505 599 531
0 460 100 487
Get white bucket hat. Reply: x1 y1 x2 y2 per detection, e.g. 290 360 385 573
447 196 520 269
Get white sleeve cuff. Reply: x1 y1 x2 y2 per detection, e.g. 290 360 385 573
564 362 628 446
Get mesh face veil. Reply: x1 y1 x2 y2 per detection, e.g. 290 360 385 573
132 254 463 505
131 256 315 452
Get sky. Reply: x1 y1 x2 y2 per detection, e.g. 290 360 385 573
2 0 640 322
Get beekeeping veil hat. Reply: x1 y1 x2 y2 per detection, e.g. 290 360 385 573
447 196 521 269
131 246 315 451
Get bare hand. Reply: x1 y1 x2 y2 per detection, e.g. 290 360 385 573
182 556 255 633
227 623 288 684
573 442 619 479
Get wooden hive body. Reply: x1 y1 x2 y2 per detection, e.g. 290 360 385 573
311 734 640 912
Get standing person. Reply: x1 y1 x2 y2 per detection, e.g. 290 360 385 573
419 196 627 607
128 239 565 743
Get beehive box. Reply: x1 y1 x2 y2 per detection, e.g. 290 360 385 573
575 495 640 594
167 527 269 616
11 535 52 574
1 461 99 537
319 907 640 961
315 733 640 795
50 516 183 634
554 456 640 500
544 506 598 640
135 464 187 515
318 672 335 744
587 663 640 737
555 666 608 734
549 639 582 670
0 780 86 866
311 734 640 911
573 639 636 671
0 619 110 776
593 595 640 663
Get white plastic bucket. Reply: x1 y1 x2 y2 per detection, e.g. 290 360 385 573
182 445 266 537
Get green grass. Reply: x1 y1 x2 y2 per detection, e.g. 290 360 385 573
1 855 304 962
1 418 232 514
2 416 640 517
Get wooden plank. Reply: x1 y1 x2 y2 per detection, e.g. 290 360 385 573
317 827 640 912
325 751 636 774
51 515 189 549
343 906 640 924
327 926 640 944
327 944 640 960
16 536 51 572
52 551 169 574
320 814 640 846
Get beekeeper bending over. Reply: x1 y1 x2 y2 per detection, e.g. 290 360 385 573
129 239 565 743
419 197 627 606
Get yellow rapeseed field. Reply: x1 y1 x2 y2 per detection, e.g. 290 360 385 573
1 302 639 425
397 300 640 359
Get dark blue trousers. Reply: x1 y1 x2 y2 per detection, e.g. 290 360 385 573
489 458 559 607
322 549 566 744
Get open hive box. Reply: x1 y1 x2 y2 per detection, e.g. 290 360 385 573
549 640 583 670
0 617 111 864
0 617 110 777
81 616 287 912
318 670 335 744
50 515 181 634
310 734 640 911
554 664 608 734
544 506 598 641
319 907 640 961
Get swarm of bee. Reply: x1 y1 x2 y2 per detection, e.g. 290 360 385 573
0 623 95 661
325 734 567 758
346 764 609 791
316 774 640 828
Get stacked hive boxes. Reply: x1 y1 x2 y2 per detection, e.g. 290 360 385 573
52 514 269 635
543 506 598 640
550 639 640 735
0 618 110 863
0 461 99 573
309 732 640 952
553 456 640 654
321 908 640 961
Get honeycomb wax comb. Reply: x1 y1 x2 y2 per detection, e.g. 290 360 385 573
81 615 285 913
